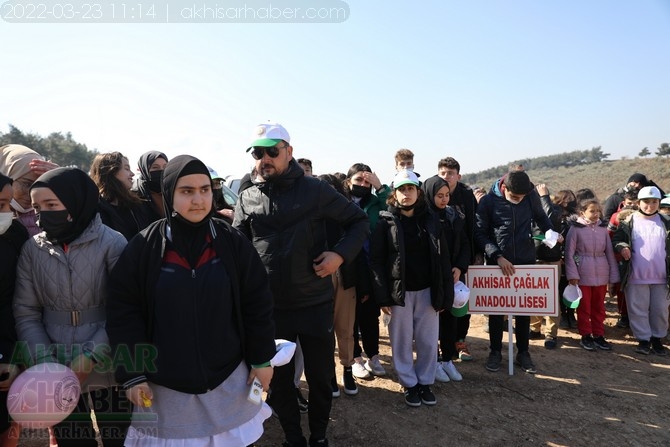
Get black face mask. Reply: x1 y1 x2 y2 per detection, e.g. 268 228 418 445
37 210 74 241
397 202 417 211
350 184 372 198
148 170 163 193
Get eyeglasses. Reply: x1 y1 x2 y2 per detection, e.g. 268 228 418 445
251 144 288 160
14 179 34 190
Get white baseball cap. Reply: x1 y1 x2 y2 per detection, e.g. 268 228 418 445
638 186 661 200
207 166 223 180
452 281 470 308
393 169 420 189
247 122 290 150
562 284 582 309
451 281 470 317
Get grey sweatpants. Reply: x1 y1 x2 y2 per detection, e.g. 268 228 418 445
388 287 439 388
625 283 670 341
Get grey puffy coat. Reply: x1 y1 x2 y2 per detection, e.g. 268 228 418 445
13 215 126 389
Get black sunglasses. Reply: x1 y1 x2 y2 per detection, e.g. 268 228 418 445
250 144 288 160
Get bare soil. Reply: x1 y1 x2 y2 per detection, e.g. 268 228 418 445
18 296 670 446
257 297 670 446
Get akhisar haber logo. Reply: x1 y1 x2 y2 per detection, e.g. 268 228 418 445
7 362 81 428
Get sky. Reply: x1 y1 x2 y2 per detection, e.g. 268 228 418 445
1 0 669 183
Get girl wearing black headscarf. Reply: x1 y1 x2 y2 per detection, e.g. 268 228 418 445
13 167 130 446
421 175 471 383
106 155 276 446
132 151 168 223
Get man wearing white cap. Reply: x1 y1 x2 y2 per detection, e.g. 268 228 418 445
234 122 369 447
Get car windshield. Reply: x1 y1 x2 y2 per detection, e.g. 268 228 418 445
221 183 238 206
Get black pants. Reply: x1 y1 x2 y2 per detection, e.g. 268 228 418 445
438 310 457 360
272 304 335 444
53 386 131 447
455 313 471 340
489 315 530 353
0 390 10 435
353 297 380 358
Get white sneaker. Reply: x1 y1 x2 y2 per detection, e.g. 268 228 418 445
364 355 387 376
351 357 371 379
442 360 463 381
435 362 450 382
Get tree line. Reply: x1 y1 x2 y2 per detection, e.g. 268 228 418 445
0 124 96 172
2 124 668 184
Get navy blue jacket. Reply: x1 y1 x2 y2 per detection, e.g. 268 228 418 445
475 178 554 265
106 218 276 394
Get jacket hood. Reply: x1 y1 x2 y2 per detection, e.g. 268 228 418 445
490 176 504 198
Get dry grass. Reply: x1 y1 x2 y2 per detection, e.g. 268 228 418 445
464 157 670 200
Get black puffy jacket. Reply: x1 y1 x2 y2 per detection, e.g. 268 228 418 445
233 160 369 310
370 205 454 312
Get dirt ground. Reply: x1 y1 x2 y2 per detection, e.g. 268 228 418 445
17 295 670 446
257 296 670 447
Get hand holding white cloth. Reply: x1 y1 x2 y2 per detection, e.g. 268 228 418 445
271 340 296 367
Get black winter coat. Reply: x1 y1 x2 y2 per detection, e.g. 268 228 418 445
475 179 554 265
0 221 28 364
233 160 369 310
370 206 454 312
105 218 276 394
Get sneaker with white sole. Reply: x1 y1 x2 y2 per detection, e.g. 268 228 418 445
364 355 387 376
435 362 450 382
404 385 421 407
342 367 358 396
351 357 371 379
418 384 437 406
442 360 463 381
330 376 340 398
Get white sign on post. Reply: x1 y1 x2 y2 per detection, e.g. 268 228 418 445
466 265 559 374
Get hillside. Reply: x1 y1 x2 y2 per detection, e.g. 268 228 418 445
461 157 670 200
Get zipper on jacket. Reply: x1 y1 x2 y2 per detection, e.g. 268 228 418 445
512 203 517 262
190 266 208 390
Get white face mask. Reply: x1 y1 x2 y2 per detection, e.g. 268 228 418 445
0 212 13 235
10 198 32 214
